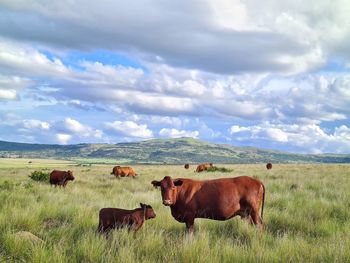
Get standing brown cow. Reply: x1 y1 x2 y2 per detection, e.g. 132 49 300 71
97 203 156 234
195 163 213 172
184 164 190 169
151 176 265 233
49 170 75 187
266 163 272 170
111 166 137 178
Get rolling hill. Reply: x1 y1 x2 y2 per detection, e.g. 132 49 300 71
0 137 349 164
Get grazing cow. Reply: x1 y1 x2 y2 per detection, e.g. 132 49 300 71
266 163 272 170
97 203 156 234
49 170 74 187
195 163 213 173
184 164 190 169
111 166 137 178
151 176 265 233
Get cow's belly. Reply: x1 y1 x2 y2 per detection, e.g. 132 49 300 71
196 208 237 220
171 205 238 222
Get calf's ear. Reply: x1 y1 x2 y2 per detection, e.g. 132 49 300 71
151 180 161 188
173 179 183 187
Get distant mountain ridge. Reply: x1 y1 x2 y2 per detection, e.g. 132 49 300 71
1 137 350 164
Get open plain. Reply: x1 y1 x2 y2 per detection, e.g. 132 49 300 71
0 159 350 262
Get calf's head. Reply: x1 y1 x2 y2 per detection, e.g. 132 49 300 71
151 176 183 206
140 203 156 219
66 170 75 181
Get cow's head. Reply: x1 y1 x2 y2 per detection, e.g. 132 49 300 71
151 176 183 206
66 170 75 181
140 203 156 219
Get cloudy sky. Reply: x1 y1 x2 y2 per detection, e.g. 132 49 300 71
1 0 350 153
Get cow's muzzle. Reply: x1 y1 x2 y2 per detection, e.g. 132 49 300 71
163 199 173 206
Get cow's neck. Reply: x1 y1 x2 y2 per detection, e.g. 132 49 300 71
169 192 186 220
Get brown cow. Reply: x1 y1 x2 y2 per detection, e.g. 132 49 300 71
111 166 137 178
266 163 272 170
151 176 265 233
195 163 213 172
49 170 74 187
184 164 190 169
97 203 156 234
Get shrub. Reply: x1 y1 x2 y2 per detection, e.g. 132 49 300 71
28 171 50 182
206 166 233 173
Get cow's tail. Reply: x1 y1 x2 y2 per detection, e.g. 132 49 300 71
261 183 265 220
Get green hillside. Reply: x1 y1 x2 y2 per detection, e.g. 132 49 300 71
0 137 349 164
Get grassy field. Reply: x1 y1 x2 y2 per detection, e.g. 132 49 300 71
0 159 350 262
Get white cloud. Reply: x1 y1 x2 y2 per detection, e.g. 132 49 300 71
230 125 250 133
56 133 71 144
159 128 199 138
265 128 288 142
229 122 350 153
334 125 350 140
2 0 345 74
105 120 153 139
23 119 50 130
149 116 185 128
63 117 102 138
0 74 33 90
0 40 69 77
0 89 16 99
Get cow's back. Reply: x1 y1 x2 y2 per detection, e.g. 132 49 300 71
99 208 133 226
50 170 65 184
121 167 136 177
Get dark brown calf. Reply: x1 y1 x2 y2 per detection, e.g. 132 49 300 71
49 170 74 187
266 163 272 170
97 203 156 234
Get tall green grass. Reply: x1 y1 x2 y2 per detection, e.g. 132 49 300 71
1 161 350 262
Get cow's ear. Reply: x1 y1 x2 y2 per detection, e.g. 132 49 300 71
151 180 161 188
174 179 183 187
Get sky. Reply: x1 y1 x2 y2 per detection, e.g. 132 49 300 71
1 0 350 154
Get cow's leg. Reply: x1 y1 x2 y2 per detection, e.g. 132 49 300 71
241 214 253 224
240 207 253 224
250 209 263 229
63 180 68 187
97 221 104 234
185 218 195 234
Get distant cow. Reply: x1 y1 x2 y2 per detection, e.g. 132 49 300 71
111 166 137 178
151 176 265 233
97 203 156 234
266 163 272 170
49 170 74 187
195 163 213 172
184 164 190 169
